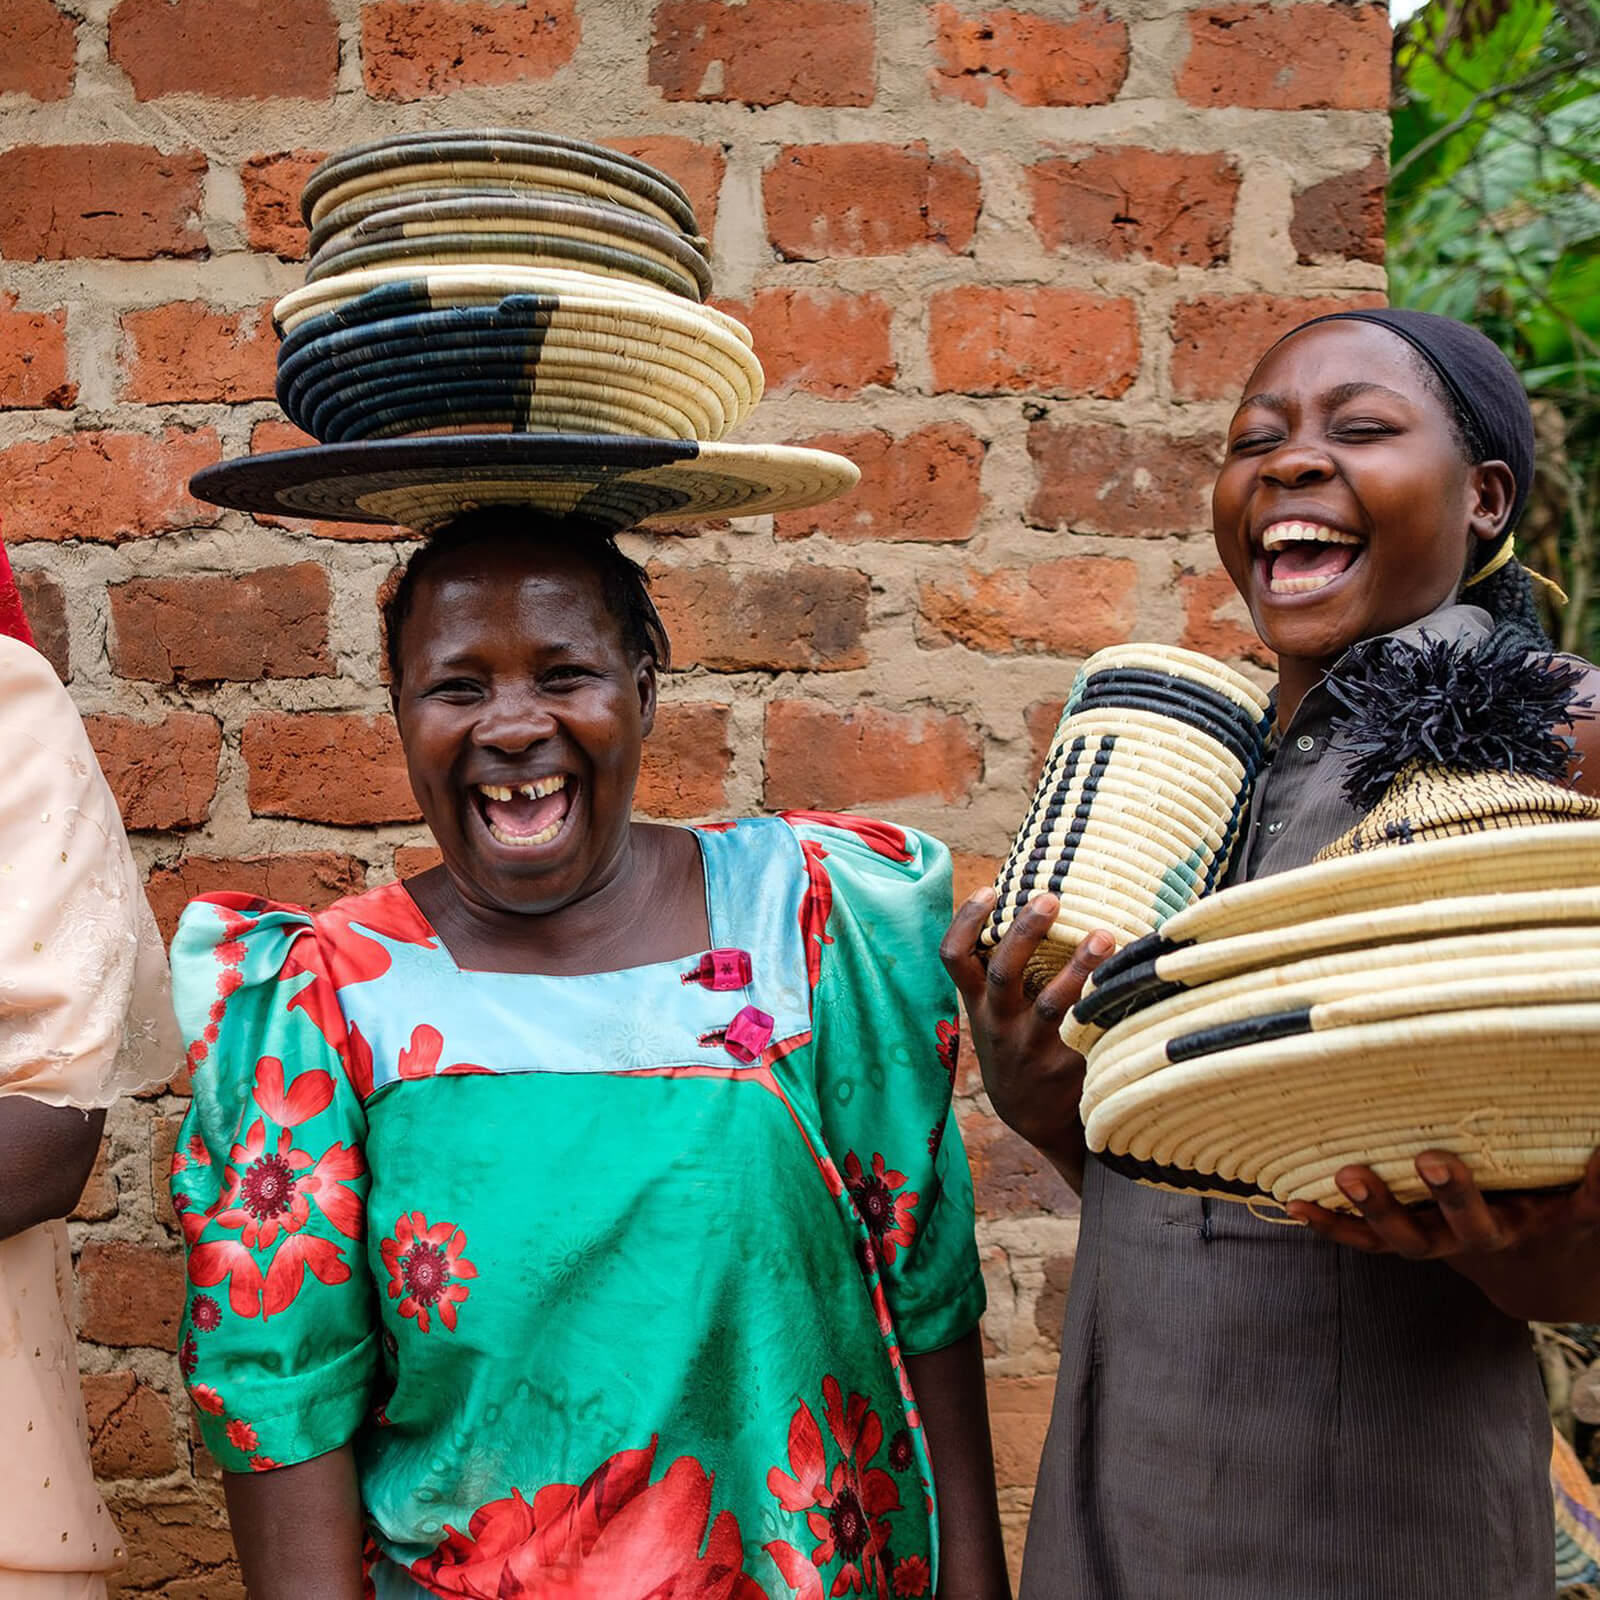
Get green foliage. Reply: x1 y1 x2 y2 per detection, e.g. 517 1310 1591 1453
1388 0 1600 654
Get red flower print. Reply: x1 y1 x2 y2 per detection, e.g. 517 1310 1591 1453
398 1023 443 1079
797 839 835 994
411 1438 765 1599
190 1384 224 1415
842 1152 920 1267
887 1430 914 1473
187 1134 212 1166
191 1294 222 1332
210 1115 364 1252
188 1229 353 1319
892 1555 930 1596
226 1418 259 1453
935 1019 958 1083
767 1540 824 1600
782 813 913 864
380 1212 477 1333
767 1377 900 1597
249 1455 281 1472
178 1331 198 1378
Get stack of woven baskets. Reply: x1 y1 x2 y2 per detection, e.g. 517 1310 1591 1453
190 129 856 532
982 643 1272 993
1064 635 1600 1213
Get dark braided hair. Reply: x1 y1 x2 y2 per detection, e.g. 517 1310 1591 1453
1405 349 1550 651
384 508 670 687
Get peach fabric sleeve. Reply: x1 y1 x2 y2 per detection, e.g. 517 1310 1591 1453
0 636 177 1109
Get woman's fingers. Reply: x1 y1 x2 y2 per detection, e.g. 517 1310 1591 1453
1334 1165 1438 1258
1030 929 1117 1027
1414 1150 1506 1251
982 893 1059 1004
940 886 996 1005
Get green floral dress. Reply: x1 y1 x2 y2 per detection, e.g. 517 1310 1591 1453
169 813 984 1600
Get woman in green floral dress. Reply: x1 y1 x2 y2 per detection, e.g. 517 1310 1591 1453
169 513 1007 1600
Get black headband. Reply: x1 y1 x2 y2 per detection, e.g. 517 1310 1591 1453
1280 308 1536 542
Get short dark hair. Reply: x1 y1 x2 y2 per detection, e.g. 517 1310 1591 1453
383 509 671 686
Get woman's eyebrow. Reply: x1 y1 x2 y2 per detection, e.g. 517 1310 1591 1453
1321 380 1411 408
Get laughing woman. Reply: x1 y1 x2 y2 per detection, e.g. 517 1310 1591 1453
168 514 1008 1600
945 309 1600 1599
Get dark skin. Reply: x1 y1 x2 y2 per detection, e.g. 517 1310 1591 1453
0 1097 105 1243
946 318 1600 1325
226 537 1010 1599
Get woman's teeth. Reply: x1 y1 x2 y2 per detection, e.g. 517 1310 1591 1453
475 778 570 847
1259 521 1364 595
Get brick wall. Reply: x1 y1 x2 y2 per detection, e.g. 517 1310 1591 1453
0 1 1388 1590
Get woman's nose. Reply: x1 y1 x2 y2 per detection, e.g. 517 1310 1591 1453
1259 440 1334 487
472 692 555 751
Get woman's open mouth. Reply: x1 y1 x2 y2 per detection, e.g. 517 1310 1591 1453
1258 520 1365 596
473 776 573 848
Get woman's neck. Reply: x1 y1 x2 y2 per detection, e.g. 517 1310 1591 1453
409 824 710 975
1273 653 1334 732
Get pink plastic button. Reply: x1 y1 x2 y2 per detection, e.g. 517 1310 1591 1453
723 1005 774 1063
681 948 753 990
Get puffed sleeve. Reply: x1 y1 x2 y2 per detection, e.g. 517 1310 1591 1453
169 894 377 1471
786 813 985 1356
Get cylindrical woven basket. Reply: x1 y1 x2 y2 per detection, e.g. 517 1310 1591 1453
982 644 1271 993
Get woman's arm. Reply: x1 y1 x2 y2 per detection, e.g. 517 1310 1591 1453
223 1447 366 1600
906 1328 1011 1600
0 1097 105 1241
940 888 1113 1192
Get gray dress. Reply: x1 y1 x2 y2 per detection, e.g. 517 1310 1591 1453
1020 603 1555 1598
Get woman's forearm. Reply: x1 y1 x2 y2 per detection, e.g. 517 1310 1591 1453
223 1446 366 1600
0 1098 105 1241
906 1328 1012 1600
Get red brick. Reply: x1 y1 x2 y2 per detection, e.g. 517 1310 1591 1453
1029 147 1239 267
776 424 985 544
636 703 733 818
0 293 74 408
144 851 366 941
396 842 445 876
109 564 332 684
1034 1249 1076 1350
987 1374 1059 1490
930 287 1138 398
921 556 1138 655
1026 697 1065 777
78 1241 185 1348
607 137 725 241
765 143 979 259
14 568 70 680
1170 292 1386 401
107 1496 241 1594
85 712 221 831
151 1112 181 1230
0 143 206 260
962 1108 1076 1219
119 300 277 403
1292 155 1387 265
650 563 868 672
1179 563 1276 667
930 2 1128 107
0 428 222 543
110 0 337 99
241 149 326 261
244 712 419 825
362 0 580 101
650 0 874 105
247 420 410 541
1027 421 1215 536
0 0 76 99
764 701 981 810
82 1372 178 1479
1178 3 1389 110
71 1144 118 1223
723 289 895 398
